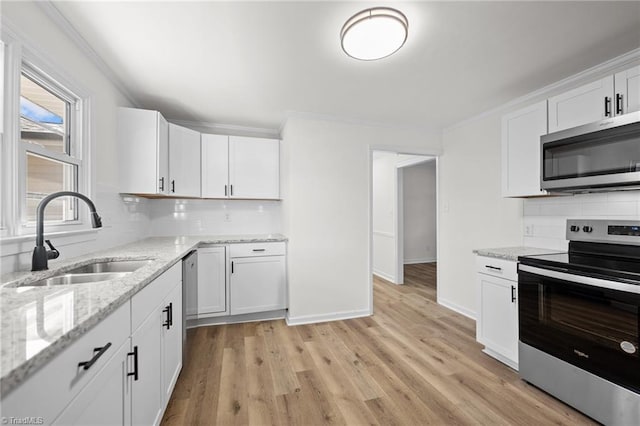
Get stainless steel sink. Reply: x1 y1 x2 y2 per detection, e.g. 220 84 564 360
25 272 129 287
66 259 153 274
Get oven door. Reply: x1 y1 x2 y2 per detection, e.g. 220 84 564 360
518 264 640 393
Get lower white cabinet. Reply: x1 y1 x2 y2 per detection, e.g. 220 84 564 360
162 282 183 403
230 243 286 315
189 247 227 319
476 255 519 370
54 340 132 426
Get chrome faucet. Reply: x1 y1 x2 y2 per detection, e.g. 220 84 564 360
32 191 102 271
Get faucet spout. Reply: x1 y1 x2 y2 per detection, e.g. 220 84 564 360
32 191 102 271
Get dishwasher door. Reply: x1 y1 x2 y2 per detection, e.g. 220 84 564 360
182 250 197 365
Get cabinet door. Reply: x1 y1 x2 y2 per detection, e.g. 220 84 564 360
161 282 183 405
477 274 518 366
201 134 229 198
615 65 640 115
197 247 227 316
230 256 286 315
548 76 614 132
118 108 168 195
169 123 201 197
229 136 280 199
501 100 548 197
131 310 163 426
53 340 132 426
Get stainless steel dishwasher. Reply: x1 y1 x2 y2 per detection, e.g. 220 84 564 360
182 250 197 365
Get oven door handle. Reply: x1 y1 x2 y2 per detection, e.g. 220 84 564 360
519 264 640 295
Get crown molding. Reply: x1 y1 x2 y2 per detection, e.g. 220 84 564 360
444 47 640 134
169 119 281 139
36 1 140 108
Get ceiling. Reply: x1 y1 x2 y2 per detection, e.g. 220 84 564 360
52 1 640 132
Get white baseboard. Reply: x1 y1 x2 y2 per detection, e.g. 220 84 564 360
437 296 476 320
403 257 437 265
285 308 371 326
186 309 286 328
372 269 396 283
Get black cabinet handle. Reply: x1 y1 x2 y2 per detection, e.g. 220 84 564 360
230 184 233 196
78 342 112 370
511 285 516 303
616 93 623 115
127 346 139 381
604 96 611 117
485 265 502 271
224 185 228 196
252 249 266 252
231 261 234 274
171 180 175 193
159 177 165 192
163 303 173 329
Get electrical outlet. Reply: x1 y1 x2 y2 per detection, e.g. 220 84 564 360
224 213 231 222
525 225 534 236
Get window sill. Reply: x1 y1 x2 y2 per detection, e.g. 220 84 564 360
0 228 99 257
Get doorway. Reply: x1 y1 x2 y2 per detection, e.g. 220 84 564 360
370 149 438 309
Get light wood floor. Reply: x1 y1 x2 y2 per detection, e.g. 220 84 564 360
162 263 595 425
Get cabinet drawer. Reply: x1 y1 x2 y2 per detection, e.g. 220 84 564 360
132 262 181 332
476 255 517 281
230 242 286 258
1 301 130 421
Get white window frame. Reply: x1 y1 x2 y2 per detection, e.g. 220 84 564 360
1 24 93 245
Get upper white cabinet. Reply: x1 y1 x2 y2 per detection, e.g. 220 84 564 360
169 123 201 198
202 135 280 200
502 100 548 197
615 65 640 115
201 134 229 198
229 136 280 199
547 76 614 133
118 107 169 195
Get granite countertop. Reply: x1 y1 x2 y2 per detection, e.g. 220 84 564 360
473 246 563 262
0 234 286 396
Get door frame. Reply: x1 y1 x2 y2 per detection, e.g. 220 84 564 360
368 145 440 315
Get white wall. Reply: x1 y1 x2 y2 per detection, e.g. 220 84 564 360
439 113 523 318
372 152 399 283
281 116 441 324
523 191 640 250
147 199 282 236
1 3 150 273
403 160 437 264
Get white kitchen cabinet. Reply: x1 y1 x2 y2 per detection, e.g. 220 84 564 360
229 136 280 199
162 282 183 404
201 135 280 200
548 76 614 132
169 123 201 197
476 255 518 370
191 246 227 318
201 134 229 198
230 243 286 315
53 340 132 426
118 107 169 195
615 64 640 115
501 100 548 197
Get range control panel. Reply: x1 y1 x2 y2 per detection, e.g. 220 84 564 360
567 219 640 245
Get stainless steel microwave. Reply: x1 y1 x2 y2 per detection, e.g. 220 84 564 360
541 111 640 193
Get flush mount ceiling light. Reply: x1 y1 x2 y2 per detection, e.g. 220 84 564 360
340 7 408 61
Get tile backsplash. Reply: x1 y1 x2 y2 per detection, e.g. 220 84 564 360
523 191 640 250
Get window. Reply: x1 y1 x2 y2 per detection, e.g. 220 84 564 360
20 69 81 224
1 31 90 241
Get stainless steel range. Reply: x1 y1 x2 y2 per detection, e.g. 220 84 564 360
518 219 640 425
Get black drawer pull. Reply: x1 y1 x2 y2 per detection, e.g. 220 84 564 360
616 93 623 115
78 342 112 370
485 265 502 271
604 96 611 117
163 303 173 329
171 180 175 193
252 249 266 252
224 185 228 196
231 261 234 274
127 346 139 381
511 285 516 303
159 177 165 192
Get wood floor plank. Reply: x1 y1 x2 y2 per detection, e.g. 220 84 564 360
162 263 596 426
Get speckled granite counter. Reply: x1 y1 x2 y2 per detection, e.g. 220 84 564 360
0 234 286 395
473 246 562 262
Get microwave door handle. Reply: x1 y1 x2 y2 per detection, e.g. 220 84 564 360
519 264 640 295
